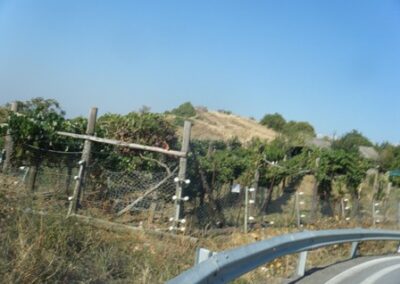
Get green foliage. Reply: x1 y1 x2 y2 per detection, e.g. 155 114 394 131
187 137 291 205
378 142 400 185
194 139 249 185
260 113 286 131
0 97 375 208
282 121 316 141
138 105 151 114
0 105 9 124
99 112 177 148
97 112 178 171
166 102 196 127
263 137 288 162
260 113 315 144
332 130 372 152
0 106 9 148
2 97 180 172
313 149 370 198
168 102 196 118
378 142 400 170
6 98 68 166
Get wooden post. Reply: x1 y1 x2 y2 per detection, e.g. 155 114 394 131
2 102 18 173
147 203 157 226
79 107 97 202
67 161 86 216
253 168 259 205
82 107 97 165
65 164 73 195
310 157 320 223
172 121 191 232
27 161 39 192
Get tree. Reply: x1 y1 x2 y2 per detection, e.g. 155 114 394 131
7 98 67 161
0 105 10 149
378 142 400 185
4 98 69 190
378 142 397 171
260 113 286 131
138 105 151 114
333 130 372 152
168 102 196 118
283 121 315 136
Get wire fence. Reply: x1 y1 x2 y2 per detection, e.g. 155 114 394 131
184 177 400 233
81 165 178 229
2 144 400 235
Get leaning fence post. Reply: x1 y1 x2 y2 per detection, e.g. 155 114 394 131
67 160 86 216
2 102 18 173
79 107 97 202
171 121 191 232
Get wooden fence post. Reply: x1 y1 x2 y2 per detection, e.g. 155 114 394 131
310 157 320 222
27 161 40 192
82 107 97 165
2 102 18 173
67 161 86 216
79 107 97 202
172 121 191 232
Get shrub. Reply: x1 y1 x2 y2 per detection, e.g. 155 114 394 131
169 102 196 118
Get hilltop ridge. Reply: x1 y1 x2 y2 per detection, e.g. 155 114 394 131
177 108 277 143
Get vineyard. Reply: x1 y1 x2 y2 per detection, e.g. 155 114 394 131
1 98 400 282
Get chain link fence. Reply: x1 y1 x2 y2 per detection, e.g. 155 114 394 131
81 166 178 229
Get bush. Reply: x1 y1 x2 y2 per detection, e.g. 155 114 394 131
260 113 286 131
283 121 315 138
332 130 373 152
168 102 196 118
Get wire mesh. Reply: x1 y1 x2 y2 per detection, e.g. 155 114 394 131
82 167 178 224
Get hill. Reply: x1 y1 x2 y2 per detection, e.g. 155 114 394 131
176 109 277 143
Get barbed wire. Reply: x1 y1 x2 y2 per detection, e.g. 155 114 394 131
23 143 83 155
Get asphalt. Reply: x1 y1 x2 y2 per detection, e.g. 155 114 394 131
291 255 400 284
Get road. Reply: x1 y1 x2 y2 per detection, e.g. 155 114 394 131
294 255 400 284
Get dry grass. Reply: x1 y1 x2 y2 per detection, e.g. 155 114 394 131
177 109 277 143
0 177 196 284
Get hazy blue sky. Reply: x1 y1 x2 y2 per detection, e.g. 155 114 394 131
1 0 399 143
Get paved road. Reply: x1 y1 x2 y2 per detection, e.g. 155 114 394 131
294 255 400 284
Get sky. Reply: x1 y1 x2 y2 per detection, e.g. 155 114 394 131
0 0 400 143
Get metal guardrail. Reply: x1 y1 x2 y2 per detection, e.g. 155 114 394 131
167 228 400 284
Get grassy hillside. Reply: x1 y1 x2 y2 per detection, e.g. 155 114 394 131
175 108 277 143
